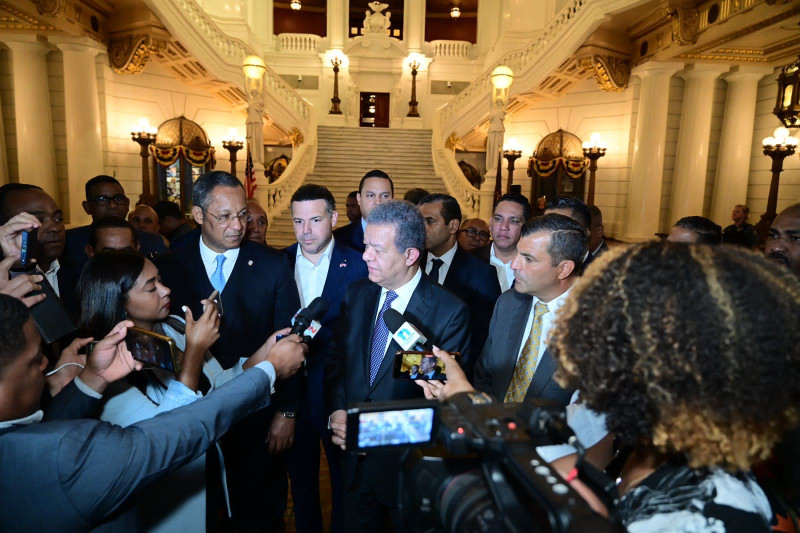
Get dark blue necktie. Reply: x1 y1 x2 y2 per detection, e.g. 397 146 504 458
369 290 398 385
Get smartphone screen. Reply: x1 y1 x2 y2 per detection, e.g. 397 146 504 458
19 229 39 267
345 400 438 451
125 327 179 372
392 351 458 380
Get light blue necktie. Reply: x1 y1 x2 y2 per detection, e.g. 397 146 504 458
369 290 398 386
211 254 227 293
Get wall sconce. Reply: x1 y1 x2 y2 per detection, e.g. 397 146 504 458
131 118 158 205
582 132 607 205
755 127 798 242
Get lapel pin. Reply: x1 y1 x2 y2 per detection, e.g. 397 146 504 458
339 261 347 268
248 260 253 266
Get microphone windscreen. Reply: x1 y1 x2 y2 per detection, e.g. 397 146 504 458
304 297 330 320
383 308 405 333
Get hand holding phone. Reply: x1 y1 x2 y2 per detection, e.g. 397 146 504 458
392 350 461 380
19 229 39 267
125 327 181 372
0 256 44 308
0 212 40 259
80 320 142 394
184 291 221 356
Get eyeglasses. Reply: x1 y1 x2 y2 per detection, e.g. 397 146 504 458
91 194 128 207
463 228 490 239
205 208 248 225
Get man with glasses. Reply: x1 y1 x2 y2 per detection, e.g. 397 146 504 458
457 218 491 250
155 171 300 532
64 175 166 264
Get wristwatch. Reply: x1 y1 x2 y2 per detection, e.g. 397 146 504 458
279 411 296 419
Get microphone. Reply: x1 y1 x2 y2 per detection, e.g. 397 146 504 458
383 308 432 352
290 297 329 342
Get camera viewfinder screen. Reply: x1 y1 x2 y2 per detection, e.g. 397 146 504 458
357 408 435 448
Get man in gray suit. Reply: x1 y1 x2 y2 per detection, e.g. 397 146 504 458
474 214 586 407
0 294 306 532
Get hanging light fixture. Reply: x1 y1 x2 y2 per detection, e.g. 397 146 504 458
450 6 461 18
774 53 800 128
290 0 301 10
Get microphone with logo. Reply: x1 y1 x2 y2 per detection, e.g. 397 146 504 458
289 297 330 344
383 308 433 352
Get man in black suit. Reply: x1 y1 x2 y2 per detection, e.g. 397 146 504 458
474 214 586 407
418 193 501 375
587 205 608 260
327 200 471 532
156 171 300 532
332 169 393 253
0 183 81 322
284 184 367 533
472 192 530 291
64 176 166 262
418 356 446 380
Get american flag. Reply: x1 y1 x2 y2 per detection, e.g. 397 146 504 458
244 148 257 199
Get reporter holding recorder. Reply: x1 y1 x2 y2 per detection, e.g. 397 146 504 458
0 293 307 532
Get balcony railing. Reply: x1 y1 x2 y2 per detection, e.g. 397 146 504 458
430 40 476 59
277 33 322 53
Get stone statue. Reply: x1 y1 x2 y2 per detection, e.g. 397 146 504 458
246 100 265 170
363 1 391 34
485 110 506 173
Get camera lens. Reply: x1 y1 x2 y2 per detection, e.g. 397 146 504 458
439 470 498 531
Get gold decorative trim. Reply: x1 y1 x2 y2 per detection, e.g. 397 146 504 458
580 55 631 92
663 0 699 46
0 2 56 31
32 0 64 17
109 35 167 75
288 128 304 149
445 132 460 154
681 6 800 55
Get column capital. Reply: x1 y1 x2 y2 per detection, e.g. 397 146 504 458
2 37 50 54
631 60 684 79
723 65 774 84
678 63 729 81
50 36 106 56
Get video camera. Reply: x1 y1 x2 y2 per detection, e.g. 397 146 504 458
346 392 622 533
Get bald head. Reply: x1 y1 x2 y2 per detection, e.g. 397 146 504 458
128 205 159 234
245 200 268 245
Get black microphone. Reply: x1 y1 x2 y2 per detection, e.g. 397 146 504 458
383 308 432 352
290 297 329 342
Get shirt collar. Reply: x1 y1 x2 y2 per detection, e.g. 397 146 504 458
296 237 335 266
360 217 367 233
489 243 512 265
591 239 605 256
534 286 573 314
0 410 43 429
428 242 458 266
199 235 239 264
41 259 60 276
381 267 422 301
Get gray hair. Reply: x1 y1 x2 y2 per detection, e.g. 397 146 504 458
192 171 243 210
367 200 425 252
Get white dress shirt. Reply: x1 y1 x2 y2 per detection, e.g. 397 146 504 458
199 237 239 287
41 259 61 297
424 242 458 284
294 238 334 307
373 268 422 358
514 287 572 374
489 243 514 292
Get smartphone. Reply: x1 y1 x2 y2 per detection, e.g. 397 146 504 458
392 351 460 380
203 289 222 317
26 275 76 344
125 327 181 372
345 399 439 451
19 229 39 267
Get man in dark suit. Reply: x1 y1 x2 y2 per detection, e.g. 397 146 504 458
64 176 166 263
418 193 501 375
587 205 608 260
545 196 593 270
284 184 367 533
156 171 300 532
474 214 586 407
332 169 393 253
327 200 471 532
472 192 530 291
418 356 446 380
0 293 307 532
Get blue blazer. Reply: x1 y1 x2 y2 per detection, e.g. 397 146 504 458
332 220 365 253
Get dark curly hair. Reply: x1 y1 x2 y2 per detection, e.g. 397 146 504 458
550 242 800 470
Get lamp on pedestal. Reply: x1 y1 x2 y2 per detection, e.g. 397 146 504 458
755 127 798 243
489 65 514 204
408 59 420 117
773 54 800 128
242 55 267 172
222 128 244 175
502 148 522 194
131 118 157 205
582 132 607 206
330 56 343 114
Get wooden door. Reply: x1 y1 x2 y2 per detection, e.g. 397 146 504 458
360 92 390 128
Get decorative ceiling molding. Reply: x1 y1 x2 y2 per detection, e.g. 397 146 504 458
662 0 700 45
579 54 632 91
32 0 64 18
109 33 166 74
0 1 56 30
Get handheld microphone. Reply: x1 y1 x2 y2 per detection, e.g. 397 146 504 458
290 297 329 342
383 308 432 352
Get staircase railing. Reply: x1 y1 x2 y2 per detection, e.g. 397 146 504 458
432 0 642 219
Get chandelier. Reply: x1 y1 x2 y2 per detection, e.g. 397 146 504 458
450 6 461 18
290 0 301 10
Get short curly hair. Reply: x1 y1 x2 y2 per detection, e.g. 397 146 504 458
550 242 800 471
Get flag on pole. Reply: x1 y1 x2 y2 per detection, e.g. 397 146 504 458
245 148 257 199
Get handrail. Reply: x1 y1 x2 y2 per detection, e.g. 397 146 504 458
432 0 642 218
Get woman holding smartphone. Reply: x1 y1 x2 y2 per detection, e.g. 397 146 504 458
77 250 285 532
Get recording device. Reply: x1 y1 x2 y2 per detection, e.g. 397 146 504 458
346 394 622 532
290 297 329 343
392 351 460 381
383 308 431 352
19 229 39 267
125 327 181 372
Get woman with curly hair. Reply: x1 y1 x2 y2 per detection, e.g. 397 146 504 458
549 242 800 531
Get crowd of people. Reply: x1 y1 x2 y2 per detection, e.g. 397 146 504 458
0 168 798 533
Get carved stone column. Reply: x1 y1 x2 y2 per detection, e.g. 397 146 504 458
5 38 58 198
327 0 346 50
53 37 106 227
624 61 683 241
668 63 728 224
710 66 774 225
404 0 426 53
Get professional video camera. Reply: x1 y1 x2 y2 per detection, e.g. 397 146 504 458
345 392 622 533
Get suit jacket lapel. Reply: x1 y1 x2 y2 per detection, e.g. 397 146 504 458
525 349 557 401
189 242 215 297
497 293 533 396
321 243 348 310
359 283 382 386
